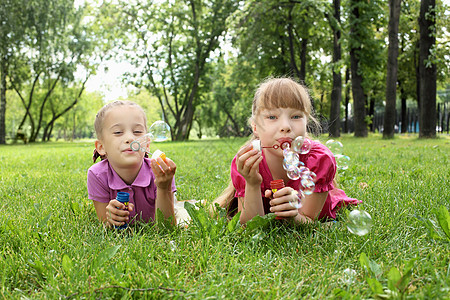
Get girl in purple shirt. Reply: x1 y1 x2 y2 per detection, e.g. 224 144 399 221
87 101 177 228
215 78 360 224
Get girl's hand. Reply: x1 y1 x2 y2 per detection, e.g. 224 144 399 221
151 157 176 190
264 187 299 218
105 200 134 227
235 144 263 185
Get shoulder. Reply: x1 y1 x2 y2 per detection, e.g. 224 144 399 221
87 159 110 178
304 140 335 169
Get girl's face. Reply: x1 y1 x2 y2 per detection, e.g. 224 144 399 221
253 107 307 157
95 106 147 171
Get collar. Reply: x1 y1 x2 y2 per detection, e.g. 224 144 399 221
107 158 153 190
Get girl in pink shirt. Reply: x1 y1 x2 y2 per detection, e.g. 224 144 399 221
215 78 360 224
87 101 177 228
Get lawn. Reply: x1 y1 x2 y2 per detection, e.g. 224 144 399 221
0 134 449 299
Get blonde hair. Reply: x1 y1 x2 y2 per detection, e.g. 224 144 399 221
94 100 147 140
213 77 320 217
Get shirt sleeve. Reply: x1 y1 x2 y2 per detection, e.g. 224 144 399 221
87 167 111 203
230 156 246 198
305 142 336 193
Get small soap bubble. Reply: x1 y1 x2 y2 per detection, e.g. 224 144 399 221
301 177 315 195
281 141 291 150
335 154 351 170
289 190 303 209
169 240 177 252
341 268 357 284
150 121 171 142
326 139 344 155
291 136 304 153
299 138 312 154
347 210 373 236
287 165 301 180
283 150 299 164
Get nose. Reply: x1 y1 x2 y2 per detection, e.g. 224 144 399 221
124 131 135 144
280 116 292 133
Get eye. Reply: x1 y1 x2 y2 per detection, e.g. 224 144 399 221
134 130 144 135
292 115 303 119
113 131 123 135
268 115 277 120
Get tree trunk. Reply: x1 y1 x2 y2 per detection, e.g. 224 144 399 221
328 0 342 138
344 68 350 133
399 80 407 133
0 57 6 144
383 0 402 138
418 0 436 138
349 1 368 137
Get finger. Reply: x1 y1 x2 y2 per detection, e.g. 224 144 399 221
150 159 164 175
128 203 134 212
274 209 299 218
164 157 177 171
237 151 261 172
264 189 273 199
236 144 253 157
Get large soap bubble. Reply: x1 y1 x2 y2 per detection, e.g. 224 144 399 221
346 210 373 236
130 120 171 154
150 120 171 142
326 139 344 155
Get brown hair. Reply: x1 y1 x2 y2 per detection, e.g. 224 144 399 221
94 100 147 140
213 77 320 217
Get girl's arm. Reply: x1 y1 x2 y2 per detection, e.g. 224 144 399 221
234 144 264 224
294 191 328 223
151 157 176 225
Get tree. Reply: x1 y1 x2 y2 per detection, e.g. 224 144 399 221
0 0 28 144
383 0 402 138
418 0 437 138
347 0 385 137
115 0 238 141
8 0 97 142
327 0 343 137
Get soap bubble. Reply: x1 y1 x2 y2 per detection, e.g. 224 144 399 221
347 210 373 236
289 190 303 209
301 177 315 195
150 121 171 142
299 138 312 154
341 268 357 284
291 136 305 153
287 165 301 180
326 139 344 155
335 154 351 170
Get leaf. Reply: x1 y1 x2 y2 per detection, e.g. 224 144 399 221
435 206 450 240
422 219 443 240
227 211 241 233
92 245 121 270
367 277 384 294
387 267 401 292
62 254 73 275
369 259 383 278
185 202 210 236
398 259 416 292
359 252 370 273
245 213 275 232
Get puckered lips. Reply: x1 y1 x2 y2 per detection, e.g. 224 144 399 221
277 137 293 148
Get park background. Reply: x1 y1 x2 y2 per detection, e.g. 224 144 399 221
0 0 450 299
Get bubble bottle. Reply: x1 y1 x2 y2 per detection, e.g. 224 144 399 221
270 179 285 220
130 120 171 159
115 192 130 230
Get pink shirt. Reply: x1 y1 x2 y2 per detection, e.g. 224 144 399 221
231 140 361 220
87 157 176 224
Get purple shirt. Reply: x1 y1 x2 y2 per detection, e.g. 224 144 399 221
231 140 361 219
87 157 176 224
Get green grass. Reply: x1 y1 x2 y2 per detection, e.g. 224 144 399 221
0 134 449 299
